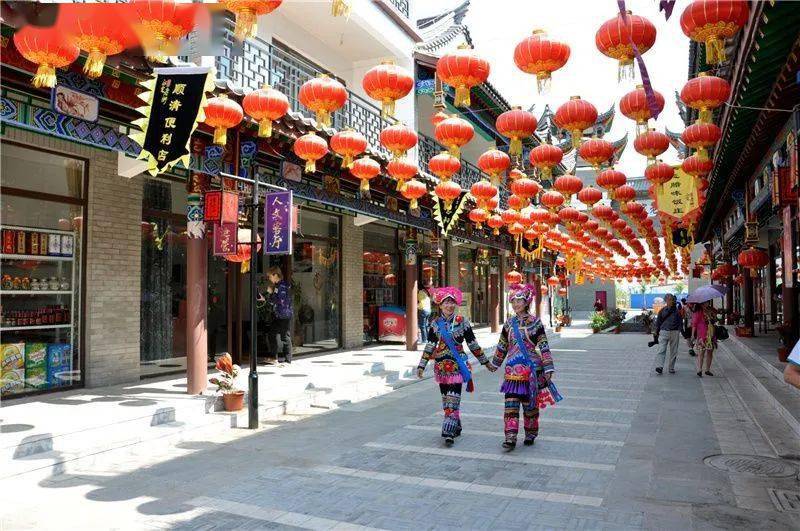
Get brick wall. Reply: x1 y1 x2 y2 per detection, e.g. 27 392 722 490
2 128 143 387
340 216 363 348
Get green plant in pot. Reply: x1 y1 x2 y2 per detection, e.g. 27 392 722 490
209 353 244 411
590 311 609 333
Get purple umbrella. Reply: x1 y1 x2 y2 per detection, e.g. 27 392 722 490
687 285 727 304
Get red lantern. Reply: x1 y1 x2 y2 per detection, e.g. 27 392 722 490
387 159 418 191
477 149 511 187
298 74 347 128
468 208 489 229
330 129 367 169
506 270 524 284
508 222 525 236
529 143 563 180
738 246 769 276
510 177 541 207
221 0 282 40
634 129 670 161
577 186 603 207
470 180 498 208
501 208 521 226
554 174 583 200
431 110 449 127
436 44 490 107
507 194 524 211
434 180 462 211
557 286 568 297
487 213 504 236
614 185 636 204
351 157 381 194
204 95 244 146
680 0 749 64
680 73 731 123
554 96 598 148
592 204 615 221
578 138 615 169
596 169 627 193
540 285 549 296
558 207 581 227
428 152 461 181
620 85 665 128
293 132 328 173
435 116 474 158
682 121 721 161
132 0 199 62
681 155 713 178
12 25 79 88
496 107 538 156
61 3 138 78
508 168 527 182
514 29 570 93
402 179 427 211
380 123 418 160
225 228 262 266
596 11 657 80
547 275 560 287
362 60 413 118
243 84 289 138
541 190 565 211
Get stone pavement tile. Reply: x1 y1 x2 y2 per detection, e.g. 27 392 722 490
647 477 736 506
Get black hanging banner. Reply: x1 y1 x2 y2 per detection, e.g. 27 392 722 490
430 190 467 237
131 66 214 174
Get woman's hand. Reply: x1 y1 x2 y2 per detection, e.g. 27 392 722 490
417 368 424 379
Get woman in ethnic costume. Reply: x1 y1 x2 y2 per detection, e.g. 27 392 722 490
417 287 489 446
488 284 555 450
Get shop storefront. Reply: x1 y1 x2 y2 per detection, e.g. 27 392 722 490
456 246 490 325
362 223 401 343
1 142 86 398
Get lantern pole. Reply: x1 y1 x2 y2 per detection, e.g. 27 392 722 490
248 170 260 429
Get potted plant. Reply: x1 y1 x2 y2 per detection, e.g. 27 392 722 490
590 312 609 333
607 308 627 334
209 353 244 411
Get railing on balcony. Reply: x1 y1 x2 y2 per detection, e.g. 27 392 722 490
388 0 410 17
215 25 395 156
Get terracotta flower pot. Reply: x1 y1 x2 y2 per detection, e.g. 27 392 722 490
614 326 621 334
223 391 245 411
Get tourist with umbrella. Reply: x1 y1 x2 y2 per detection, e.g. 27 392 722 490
687 285 727 377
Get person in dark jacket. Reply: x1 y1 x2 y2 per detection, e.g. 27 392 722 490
654 294 681 375
267 267 293 364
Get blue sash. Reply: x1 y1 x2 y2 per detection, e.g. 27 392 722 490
436 317 472 387
510 316 562 403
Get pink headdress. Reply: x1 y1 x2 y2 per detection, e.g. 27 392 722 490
432 286 463 305
508 283 535 305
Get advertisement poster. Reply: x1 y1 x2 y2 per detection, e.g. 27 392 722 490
264 190 293 255
378 306 406 342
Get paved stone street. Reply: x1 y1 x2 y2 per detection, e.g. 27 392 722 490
2 327 798 530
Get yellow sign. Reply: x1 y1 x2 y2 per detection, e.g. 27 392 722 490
575 272 585 285
655 167 700 225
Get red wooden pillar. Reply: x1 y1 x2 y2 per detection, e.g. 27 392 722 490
186 171 208 395
405 230 418 351
489 252 500 333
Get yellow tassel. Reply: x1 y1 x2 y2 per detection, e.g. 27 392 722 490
360 179 370 193
341 154 353 169
241 260 250 274
697 147 708 161
454 86 470 107
447 145 461 158
397 180 406 192
410 199 418 210
540 167 552 181
83 50 106 79
705 38 726 64
233 9 257 41
536 72 551 95
316 110 332 128
490 174 500 188
571 130 581 149
381 99 395 119
258 118 273 138
699 109 712 123
443 199 453 211
213 127 227 146
493 228 500 236
509 138 522 157
331 0 352 18
32 64 56 88
305 160 316 173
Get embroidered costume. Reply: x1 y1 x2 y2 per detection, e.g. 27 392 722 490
489 284 555 448
418 287 488 443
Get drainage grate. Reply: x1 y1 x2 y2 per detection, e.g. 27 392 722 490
703 454 799 478
768 489 800 513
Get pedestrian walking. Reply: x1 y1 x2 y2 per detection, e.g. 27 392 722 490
417 284 432 344
416 287 489 446
266 267 293 364
487 284 554 450
653 294 681 374
681 299 696 357
692 301 717 377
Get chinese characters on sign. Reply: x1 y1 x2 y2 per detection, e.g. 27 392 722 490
655 167 700 226
213 222 237 256
264 191 293 255
132 66 211 174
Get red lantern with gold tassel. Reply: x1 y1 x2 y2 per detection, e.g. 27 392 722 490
61 3 138 79
680 73 731 123
614 184 636 204
362 60 413 119
12 25 79 88
680 0 748 64
468 208 489 229
402 179 427 211
293 132 328 173
528 143 563 181
682 121 721 161
596 168 627 194
221 0 282 40
506 270 524 284
436 44 490 107
645 160 674 186
203 94 244 146
554 174 583 201
298 74 347 128
634 128 669 162
487 213 505 236
470 180 498 209
681 155 713 178
595 10 657 80
554 96 598 148
541 190 565 212
477 149 511 187
387 159 418 192
435 115 474 158
131 0 199 62
330 128 367 169
738 246 769 276
620 85 665 132
496 107 537 157
577 186 603 207
514 29 570 93
434 180 462 211
428 152 461 181
578 137 615 169
380 123 418 160
510 177 541 208
242 84 289 138
351 156 380 194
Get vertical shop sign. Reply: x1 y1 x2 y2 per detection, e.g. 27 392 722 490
489 255 500 275
264 191 293 255
213 222 237 256
130 66 214 174
405 238 418 266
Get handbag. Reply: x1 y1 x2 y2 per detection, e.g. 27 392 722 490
681 324 692 339
714 325 729 341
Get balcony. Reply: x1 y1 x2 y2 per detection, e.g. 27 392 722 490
388 0 410 17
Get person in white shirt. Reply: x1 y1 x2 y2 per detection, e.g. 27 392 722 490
417 285 432 344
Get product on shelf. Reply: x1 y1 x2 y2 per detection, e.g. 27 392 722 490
25 343 48 389
1 342 25 395
46 344 72 386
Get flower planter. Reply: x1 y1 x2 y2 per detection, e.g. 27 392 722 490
614 326 621 334
778 347 789 363
555 325 562 333
592 328 600 334
223 391 245 412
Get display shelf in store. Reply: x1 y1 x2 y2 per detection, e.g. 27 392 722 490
0 291 72 296
1 254 73 262
1 323 72 332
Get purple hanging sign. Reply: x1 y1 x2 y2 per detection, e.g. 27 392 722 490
618 0 662 121
263 190 293 255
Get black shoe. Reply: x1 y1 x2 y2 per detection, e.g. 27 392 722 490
689 349 696 357
669 369 675 374
454 426 462 438
502 440 516 450
655 367 663 375
523 437 536 446
704 371 714 376
697 371 703 377
444 437 454 446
